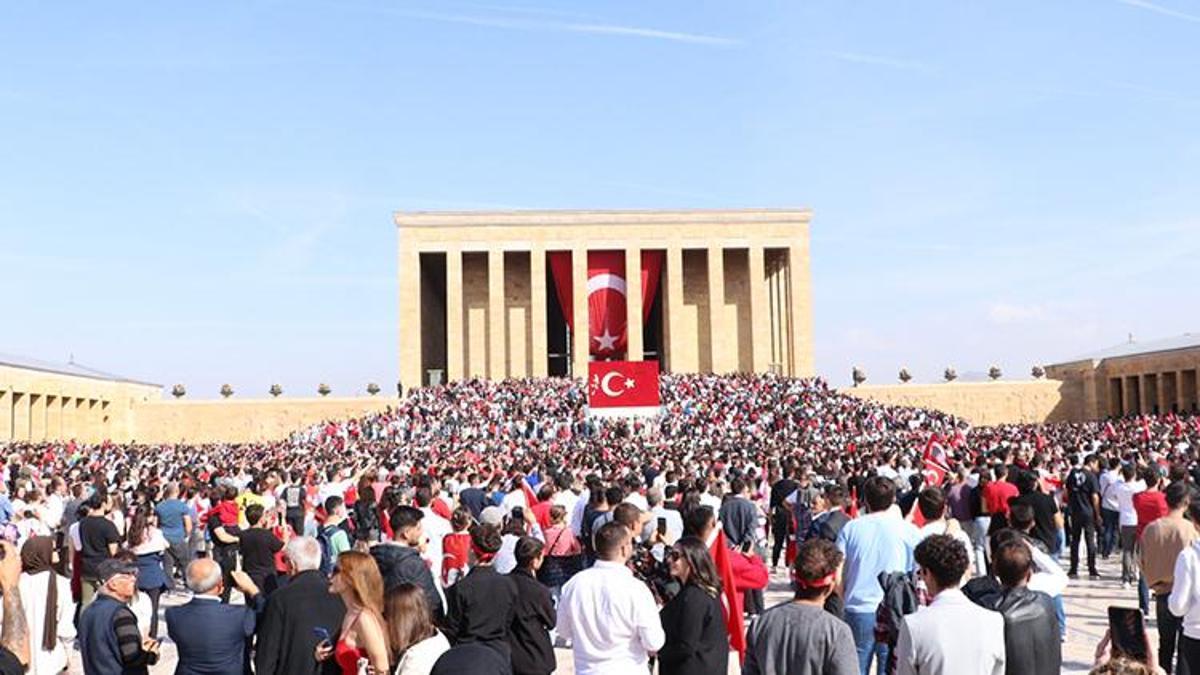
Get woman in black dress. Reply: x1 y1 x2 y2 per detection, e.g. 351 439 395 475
658 536 729 675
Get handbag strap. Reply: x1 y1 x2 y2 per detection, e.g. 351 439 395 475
548 528 567 555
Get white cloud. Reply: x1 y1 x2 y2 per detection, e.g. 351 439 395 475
351 5 740 47
1116 0 1200 23
824 50 932 73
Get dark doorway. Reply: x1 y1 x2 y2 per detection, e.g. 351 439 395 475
545 260 570 377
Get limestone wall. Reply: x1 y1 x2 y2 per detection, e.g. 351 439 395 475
131 397 399 444
0 364 160 443
840 380 1079 426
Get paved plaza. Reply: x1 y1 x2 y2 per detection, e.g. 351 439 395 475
60 549 1149 674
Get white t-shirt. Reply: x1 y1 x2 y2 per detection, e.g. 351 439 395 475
1116 479 1147 527
419 508 452 579
1100 470 1123 511
918 520 974 568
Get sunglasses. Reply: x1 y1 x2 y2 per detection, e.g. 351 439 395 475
666 549 683 561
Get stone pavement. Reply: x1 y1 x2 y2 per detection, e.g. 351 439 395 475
63 550 1148 674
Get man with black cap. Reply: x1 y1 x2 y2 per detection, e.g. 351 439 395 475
79 557 160 674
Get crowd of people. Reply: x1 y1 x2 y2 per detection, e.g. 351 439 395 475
0 372 1197 674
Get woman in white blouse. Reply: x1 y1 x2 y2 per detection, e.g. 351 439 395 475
0 536 77 675
385 583 450 675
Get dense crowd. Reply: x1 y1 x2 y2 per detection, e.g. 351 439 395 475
0 373 1197 674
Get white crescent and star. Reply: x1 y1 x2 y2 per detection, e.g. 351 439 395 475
600 371 624 397
586 273 627 296
587 273 627 353
593 330 619 351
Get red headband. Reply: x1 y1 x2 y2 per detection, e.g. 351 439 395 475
793 572 837 589
471 543 497 563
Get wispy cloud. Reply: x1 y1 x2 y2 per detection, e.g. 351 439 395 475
1116 0 1200 23
350 5 739 46
824 50 932 73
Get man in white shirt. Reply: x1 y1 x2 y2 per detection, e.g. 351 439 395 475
646 487 683 543
557 520 664 674
915 488 974 579
415 488 452 584
897 534 1005 675
551 474 579 519
1098 458 1123 558
1114 463 1146 588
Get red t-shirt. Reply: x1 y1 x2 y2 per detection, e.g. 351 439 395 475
532 501 553 530
982 481 1019 516
441 532 472 584
431 498 453 521
211 500 239 527
1133 490 1168 540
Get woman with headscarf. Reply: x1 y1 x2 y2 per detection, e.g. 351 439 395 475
2 535 77 675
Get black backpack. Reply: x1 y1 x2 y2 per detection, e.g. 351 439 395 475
353 501 380 542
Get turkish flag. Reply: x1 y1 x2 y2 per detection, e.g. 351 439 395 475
548 250 664 357
708 531 746 661
587 360 660 409
922 435 949 486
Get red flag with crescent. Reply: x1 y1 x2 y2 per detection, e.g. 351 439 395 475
548 250 664 357
922 435 949 486
587 361 660 409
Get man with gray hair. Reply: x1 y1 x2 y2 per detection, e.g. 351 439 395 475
165 558 256 675
646 486 683 542
255 537 346 675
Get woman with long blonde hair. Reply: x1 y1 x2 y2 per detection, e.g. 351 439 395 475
315 550 390 674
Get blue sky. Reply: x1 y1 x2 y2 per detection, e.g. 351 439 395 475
2 1 1198 396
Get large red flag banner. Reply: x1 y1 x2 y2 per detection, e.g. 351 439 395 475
587 361 660 409
547 250 664 357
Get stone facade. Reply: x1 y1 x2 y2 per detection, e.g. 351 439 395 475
0 362 160 443
842 380 1078 426
1046 335 1200 420
131 397 399 444
395 209 816 390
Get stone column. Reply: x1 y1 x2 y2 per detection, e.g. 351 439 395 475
1178 370 1187 412
1124 376 1137 415
665 246 685 372
530 247 548 377
488 248 506 380
398 244 423 390
571 247 590 378
707 246 726 373
748 246 770 373
62 397 76 440
1147 369 1156 413
625 247 643 361
1082 375 1099 420
47 395 62 440
789 243 814 377
30 394 46 441
0 389 11 442
445 247 464 382
12 394 30 442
